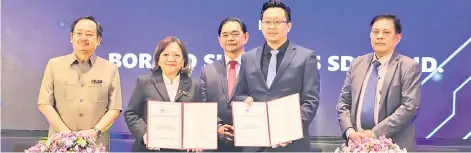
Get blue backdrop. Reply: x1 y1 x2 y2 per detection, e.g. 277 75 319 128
2 0 471 139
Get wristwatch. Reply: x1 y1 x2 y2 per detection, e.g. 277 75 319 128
93 127 103 137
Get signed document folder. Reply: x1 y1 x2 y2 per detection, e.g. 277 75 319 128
146 101 218 150
232 93 304 147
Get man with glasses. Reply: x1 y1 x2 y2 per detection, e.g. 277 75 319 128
37 16 122 150
234 1 320 152
200 17 249 152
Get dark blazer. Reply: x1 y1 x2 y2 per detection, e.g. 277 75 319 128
200 59 238 125
124 70 203 152
234 42 321 152
200 59 242 152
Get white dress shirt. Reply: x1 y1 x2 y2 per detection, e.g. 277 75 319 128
224 54 242 78
346 51 392 137
162 73 180 102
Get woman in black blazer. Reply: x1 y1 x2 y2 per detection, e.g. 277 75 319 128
124 36 203 152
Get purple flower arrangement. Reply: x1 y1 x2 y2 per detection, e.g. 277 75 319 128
335 135 407 153
25 132 107 153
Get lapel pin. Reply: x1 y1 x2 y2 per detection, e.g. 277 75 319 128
178 90 190 97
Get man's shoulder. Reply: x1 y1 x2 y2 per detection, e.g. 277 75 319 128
245 46 262 56
288 42 317 58
357 52 374 60
352 52 373 63
238 47 260 63
345 53 373 71
201 59 223 72
247 46 262 52
206 59 224 68
96 56 118 69
291 43 312 52
395 53 421 76
397 54 419 67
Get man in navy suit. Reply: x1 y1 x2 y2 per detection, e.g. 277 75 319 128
234 1 320 152
200 17 249 152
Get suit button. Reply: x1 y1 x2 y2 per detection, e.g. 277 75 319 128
79 113 83 117
80 99 83 102
81 84 84 87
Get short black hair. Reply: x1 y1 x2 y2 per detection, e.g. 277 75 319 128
70 16 103 37
217 17 247 36
370 13 402 34
260 0 291 22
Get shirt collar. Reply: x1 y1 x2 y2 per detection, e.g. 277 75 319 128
263 40 290 55
162 73 181 85
69 53 97 66
224 53 243 65
373 51 393 66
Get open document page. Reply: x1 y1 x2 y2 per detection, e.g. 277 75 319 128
266 93 304 145
147 101 182 149
232 102 270 147
182 102 218 150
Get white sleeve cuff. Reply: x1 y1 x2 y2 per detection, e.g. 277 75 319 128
346 128 356 139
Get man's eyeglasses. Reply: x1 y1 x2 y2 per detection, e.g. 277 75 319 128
261 20 289 26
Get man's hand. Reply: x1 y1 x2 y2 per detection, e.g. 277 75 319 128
245 97 254 107
217 124 234 141
271 141 293 148
348 132 367 142
361 130 376 138
80 129 97 139
143 133 160 150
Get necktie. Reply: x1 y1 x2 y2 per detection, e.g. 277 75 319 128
266 50 279 88
227 61 237 97
361 60 381 129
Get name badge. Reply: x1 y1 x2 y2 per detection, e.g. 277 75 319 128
92 80 103 84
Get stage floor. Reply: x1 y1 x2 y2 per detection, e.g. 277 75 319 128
2 130 471 152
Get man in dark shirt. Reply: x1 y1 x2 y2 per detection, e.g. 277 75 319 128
261 40 289 80
234 1 320 152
